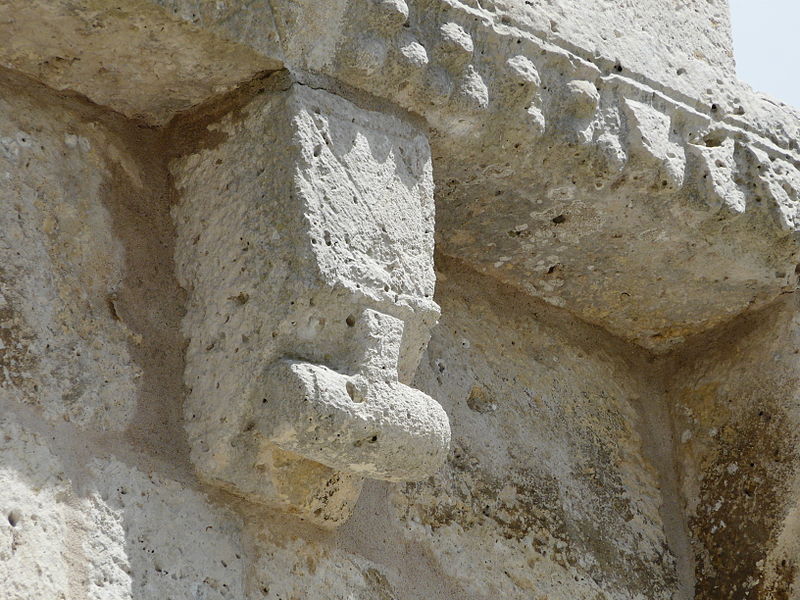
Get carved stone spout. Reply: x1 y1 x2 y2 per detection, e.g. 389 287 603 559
261 308 450 481
171 74 450 526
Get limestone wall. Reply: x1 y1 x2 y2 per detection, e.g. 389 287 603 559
1 1 799 599
668 296 800 599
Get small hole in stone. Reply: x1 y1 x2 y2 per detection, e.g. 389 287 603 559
370 435 378 443
313 145 322 157
346 381 362 403
7 511 20 527
552 214 566 224
345 314 356 327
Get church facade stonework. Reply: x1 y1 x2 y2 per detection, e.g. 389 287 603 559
1 1 799 598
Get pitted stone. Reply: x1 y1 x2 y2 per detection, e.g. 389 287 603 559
172 77 449 526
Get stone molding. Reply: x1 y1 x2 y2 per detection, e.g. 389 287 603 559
5 0 799 347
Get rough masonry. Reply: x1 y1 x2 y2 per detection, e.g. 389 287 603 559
1 1 799 599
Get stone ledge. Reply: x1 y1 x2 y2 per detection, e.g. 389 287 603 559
0 0 280 124
7 1 800 348
157 0 800 348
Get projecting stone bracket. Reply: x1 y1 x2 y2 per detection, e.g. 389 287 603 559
171 77 449 527
260 308 449 482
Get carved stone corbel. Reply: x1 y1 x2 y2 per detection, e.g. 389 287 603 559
170 74 450 527
261 307 448 481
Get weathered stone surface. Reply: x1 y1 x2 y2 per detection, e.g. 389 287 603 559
0 416 247 600
433 86 800 350
262 309 448 481
668 296 800 599
1 1 800 599
7 2 800 352
392 259 683 599
85 457 246 599
172 77 449 525
0 417 74 600
222 0 800 350
0 0 279 124
247 532 409 600
160 0 733 114
0 72 141 429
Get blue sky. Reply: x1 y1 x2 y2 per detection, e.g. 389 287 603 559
729 0 800 108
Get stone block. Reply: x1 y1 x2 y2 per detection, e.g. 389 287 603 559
0 0 279 124
0 74 142 430
171 77 450 526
